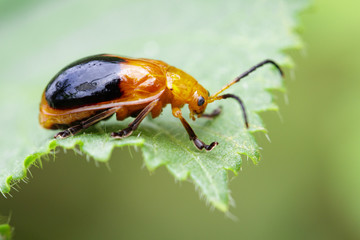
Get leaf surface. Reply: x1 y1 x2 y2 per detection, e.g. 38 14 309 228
0 0 308 211
0 223 11 240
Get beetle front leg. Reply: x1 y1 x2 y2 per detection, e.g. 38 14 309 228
111 100 159 139
172 107 218 151
200 106 222 119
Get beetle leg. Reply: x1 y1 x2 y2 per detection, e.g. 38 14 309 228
200 106 222 119
172 107 218 151
111 100 159 139
54 108 118 139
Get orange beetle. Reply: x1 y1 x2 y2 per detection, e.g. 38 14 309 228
39 54 283 151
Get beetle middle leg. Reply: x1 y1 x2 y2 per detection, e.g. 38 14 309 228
111 100 159 139
54 107 119 139
172 107 218 151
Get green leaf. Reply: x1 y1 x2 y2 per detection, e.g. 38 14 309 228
0 224 12 240
0 0 308 211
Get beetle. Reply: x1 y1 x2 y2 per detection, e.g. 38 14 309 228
39 54 283 151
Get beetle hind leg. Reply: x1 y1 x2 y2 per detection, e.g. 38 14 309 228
54 125 83 139
54 108 118 139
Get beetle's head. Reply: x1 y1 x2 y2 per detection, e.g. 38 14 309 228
188 85 209 120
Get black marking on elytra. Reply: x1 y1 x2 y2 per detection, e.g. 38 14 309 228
45 54 126 109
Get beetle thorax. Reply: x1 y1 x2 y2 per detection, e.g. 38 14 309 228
166 66 209 119
166 66 199 106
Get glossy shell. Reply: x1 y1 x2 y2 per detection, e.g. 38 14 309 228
45 55 125 109
39 54 170 129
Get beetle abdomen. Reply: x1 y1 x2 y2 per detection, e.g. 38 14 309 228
45 55 125 109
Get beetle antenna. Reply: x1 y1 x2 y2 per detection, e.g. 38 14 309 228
207 59 283 128
213 94 249 128
209 59 283 100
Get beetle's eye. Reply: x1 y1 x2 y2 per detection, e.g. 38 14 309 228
197 96 205 106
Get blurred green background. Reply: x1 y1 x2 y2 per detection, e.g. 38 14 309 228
1 0 360 239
